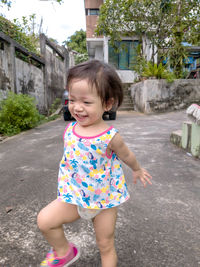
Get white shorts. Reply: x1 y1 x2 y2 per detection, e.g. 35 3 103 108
77 206 101 220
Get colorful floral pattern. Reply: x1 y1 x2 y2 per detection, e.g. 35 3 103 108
57 122 130 209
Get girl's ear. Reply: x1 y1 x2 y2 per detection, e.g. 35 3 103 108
104 98 115 111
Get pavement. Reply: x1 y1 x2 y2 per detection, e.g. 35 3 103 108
0 110 199 267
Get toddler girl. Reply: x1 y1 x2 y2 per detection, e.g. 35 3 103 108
37 60 152 267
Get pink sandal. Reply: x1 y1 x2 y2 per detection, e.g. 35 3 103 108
40 243 80 267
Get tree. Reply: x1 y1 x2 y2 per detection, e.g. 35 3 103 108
63 29 87 54
96 0 200 77
0 0 12 8
0 14 39 54
63 29 88 64
0 2 61 55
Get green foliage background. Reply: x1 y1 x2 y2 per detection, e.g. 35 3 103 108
0 15 39 54
97 0 200 78
0 92 42 136
63 29 89 64
64 29 87 54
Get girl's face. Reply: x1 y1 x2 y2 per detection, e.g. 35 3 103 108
68 79 106 127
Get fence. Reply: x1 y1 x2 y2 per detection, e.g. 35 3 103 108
0 32 73 114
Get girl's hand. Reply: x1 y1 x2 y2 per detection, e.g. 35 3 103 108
133 168 152 187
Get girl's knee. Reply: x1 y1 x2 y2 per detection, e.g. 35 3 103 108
37 208 50 233
96 237 115 254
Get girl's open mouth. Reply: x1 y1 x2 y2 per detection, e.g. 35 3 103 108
75 114 88 121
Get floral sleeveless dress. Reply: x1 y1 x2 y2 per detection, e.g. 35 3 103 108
57 122 130 209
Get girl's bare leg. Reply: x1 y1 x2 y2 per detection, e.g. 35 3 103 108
37 199 80 257
93 207 118 267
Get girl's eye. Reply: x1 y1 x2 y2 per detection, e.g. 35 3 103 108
69 99 74 103
84 101 92 105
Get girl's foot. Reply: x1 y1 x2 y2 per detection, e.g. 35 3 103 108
40 243 80 267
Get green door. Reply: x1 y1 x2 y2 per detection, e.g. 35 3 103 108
119 42 129 70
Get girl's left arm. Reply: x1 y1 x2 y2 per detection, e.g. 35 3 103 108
109 133 152 187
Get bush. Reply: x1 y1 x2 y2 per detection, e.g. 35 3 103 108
142 62 175 82
0 92 42 136
75 53 89 65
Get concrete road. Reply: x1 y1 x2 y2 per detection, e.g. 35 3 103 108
0 110 199 267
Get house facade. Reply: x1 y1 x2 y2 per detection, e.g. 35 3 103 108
84 0 154 83
84 1 200 82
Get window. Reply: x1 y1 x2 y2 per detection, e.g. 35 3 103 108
85 8 99 15
109 41 139 70
89 9 100 15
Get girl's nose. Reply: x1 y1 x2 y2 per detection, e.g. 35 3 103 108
74 103 83 112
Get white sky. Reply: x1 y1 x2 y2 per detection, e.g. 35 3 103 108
1 0 86 44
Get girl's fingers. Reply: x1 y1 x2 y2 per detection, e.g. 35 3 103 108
145 177 152 185
143 170 152 178
141 178 146 187
141 173 152 186
143 171 152 183
133 169 152 186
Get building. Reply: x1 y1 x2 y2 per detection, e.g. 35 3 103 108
84 0 154 83
84 0 103 60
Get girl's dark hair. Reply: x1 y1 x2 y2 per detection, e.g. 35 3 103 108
66 60 123 108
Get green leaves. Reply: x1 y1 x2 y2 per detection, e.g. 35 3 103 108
0 15 39 55
63 29 88 64
0 92 42 136
74 53 89 65
97 0 200 78
63 29 87 54
0 0 12 8
142 61 175 82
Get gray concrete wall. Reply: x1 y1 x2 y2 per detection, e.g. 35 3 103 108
0 32 72 114
0 41 15 98
45 49 66 110
15 58 45 113
95 46 103 60
130 79 200 113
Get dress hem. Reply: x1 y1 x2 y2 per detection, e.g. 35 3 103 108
57 195 130 210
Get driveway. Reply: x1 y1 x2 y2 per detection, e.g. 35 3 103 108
0 110 199 267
